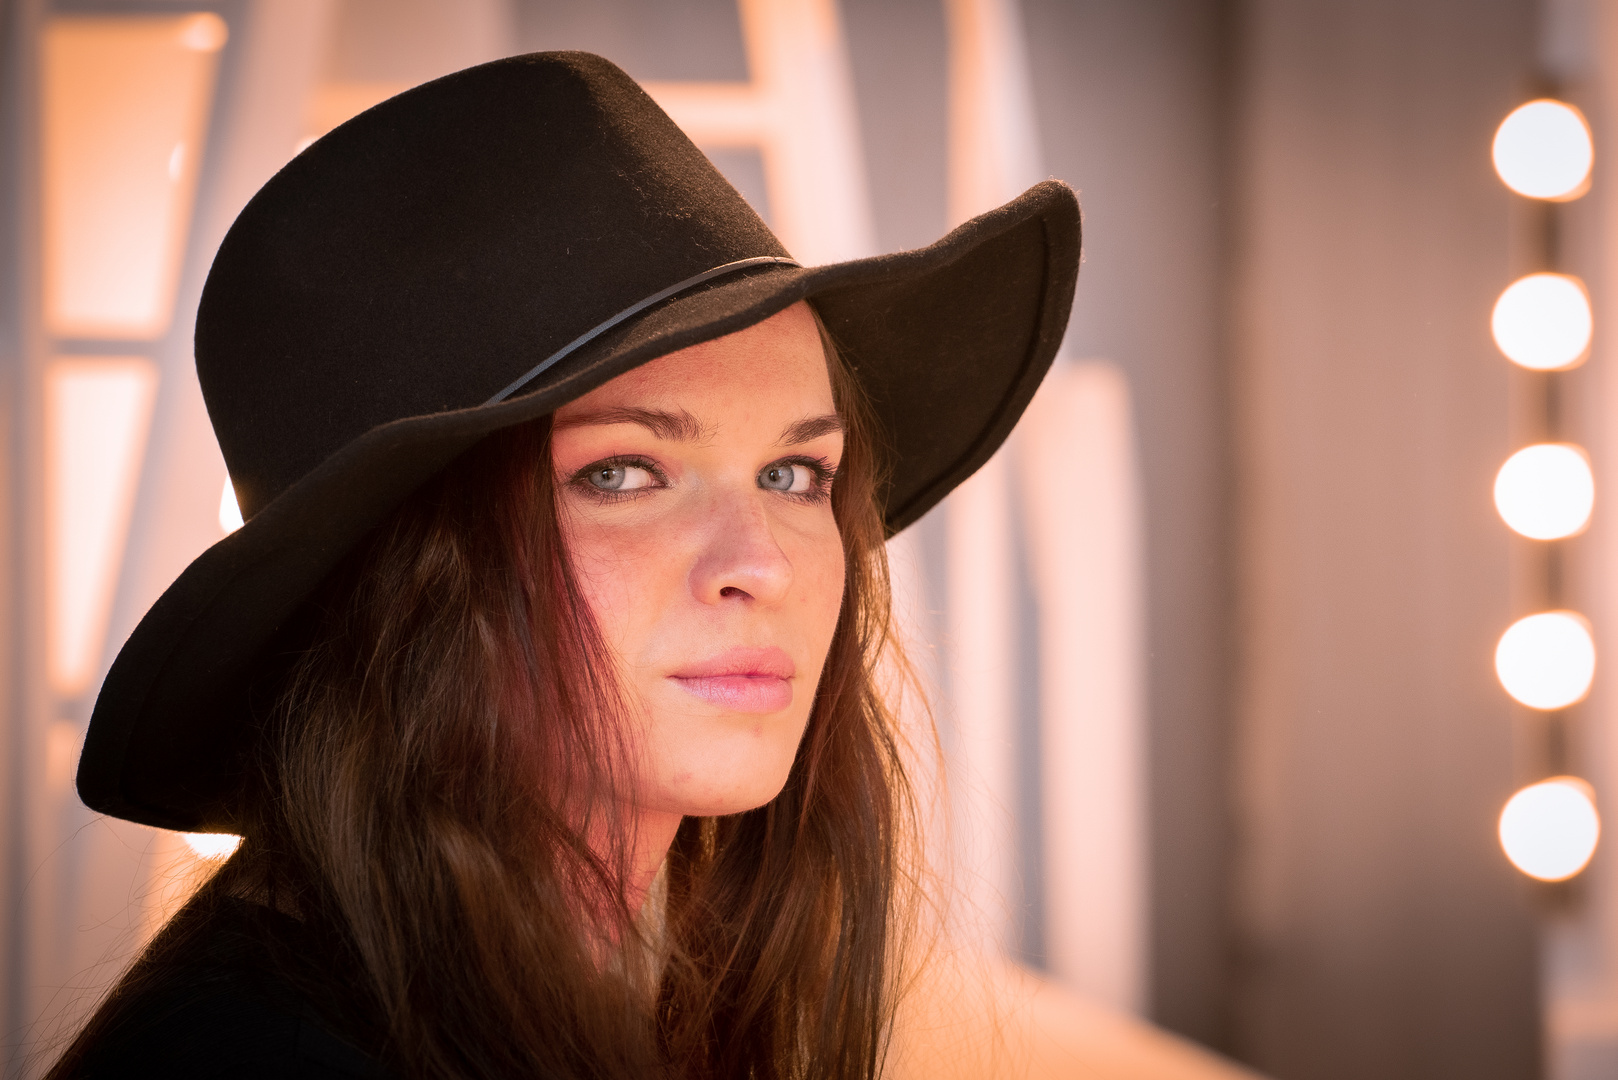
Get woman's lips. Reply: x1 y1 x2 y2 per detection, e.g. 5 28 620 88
669 647 795 714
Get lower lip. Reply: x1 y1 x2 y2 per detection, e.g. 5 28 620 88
671 675 793 713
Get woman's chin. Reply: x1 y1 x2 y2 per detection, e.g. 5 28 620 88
683 792 787 818
646 768 797 819
633 671 816 817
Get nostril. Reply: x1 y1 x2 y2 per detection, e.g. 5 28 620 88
720 586 749 599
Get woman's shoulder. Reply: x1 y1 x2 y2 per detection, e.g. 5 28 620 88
50 897 393 1080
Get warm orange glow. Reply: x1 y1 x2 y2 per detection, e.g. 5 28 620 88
45 357 159 697
303 81 410 144
42 14 225 339
1492 99 1593 201
1499 777 1600 881
1491 273 1592 371
218 476 243 534
1494 611 1596 710
45 720 81 796
181 832 242 860
1494 443 1594 540
177 11 228 52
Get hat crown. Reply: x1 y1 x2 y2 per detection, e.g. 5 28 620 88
197 52 786 518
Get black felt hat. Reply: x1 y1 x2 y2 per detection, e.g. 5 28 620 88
78 51 1080 832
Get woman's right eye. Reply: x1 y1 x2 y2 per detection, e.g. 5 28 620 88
578 460 657 494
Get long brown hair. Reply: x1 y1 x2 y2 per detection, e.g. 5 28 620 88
59 319 920 1080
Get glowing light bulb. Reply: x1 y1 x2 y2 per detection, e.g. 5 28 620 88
1493 100 1593 200
1500 777 1599 881
178 13 229 53
219 477 243 533
1495 611 1595 710
1494 444 1594 539
1492 273 1592 370
182 832 242 860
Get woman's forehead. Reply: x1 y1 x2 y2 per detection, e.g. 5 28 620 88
556 301 832 418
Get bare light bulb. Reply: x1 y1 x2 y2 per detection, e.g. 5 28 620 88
1499 777 1600 881
182 832 242 860
1493 100 1593 200
1495 611 1595 710
1492 273 1592 370
1494 443 1594 539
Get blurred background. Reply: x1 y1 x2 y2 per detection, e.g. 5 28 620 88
2 0 1616 1076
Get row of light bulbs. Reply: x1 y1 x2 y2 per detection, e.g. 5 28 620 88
1489 100 1602 883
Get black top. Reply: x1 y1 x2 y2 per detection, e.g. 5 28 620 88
50 898 394 1080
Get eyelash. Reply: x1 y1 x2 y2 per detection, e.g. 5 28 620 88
565 455 838 504
774 455 838 504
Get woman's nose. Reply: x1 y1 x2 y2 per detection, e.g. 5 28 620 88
687 491 793 605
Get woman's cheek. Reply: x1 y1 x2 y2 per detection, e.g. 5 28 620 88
799 518 847 652
561 516 661 642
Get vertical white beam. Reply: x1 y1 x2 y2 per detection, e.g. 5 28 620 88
736 0 875 263
941 0 1042 952
945 0 1042 227
1019 362 1146 1012
43 358 159 700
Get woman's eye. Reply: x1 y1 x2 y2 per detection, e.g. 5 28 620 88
759 462 814 493
582 462 656 493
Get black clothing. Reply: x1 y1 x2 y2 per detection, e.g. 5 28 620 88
51 899 392 1080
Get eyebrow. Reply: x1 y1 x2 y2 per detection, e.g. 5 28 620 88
552 406 709 442
778 414 843 446
552 407 841 447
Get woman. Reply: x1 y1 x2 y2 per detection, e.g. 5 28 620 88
55 51 1079 1079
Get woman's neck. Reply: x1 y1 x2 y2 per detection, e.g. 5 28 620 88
625 809 682 914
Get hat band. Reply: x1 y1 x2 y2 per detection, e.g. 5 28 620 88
485 255 802 405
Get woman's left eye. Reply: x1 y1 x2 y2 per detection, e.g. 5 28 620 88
758 461 818 494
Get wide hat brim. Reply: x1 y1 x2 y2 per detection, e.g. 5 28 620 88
79 180 1080 832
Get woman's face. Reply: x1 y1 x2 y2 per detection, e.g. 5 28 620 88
551 301 846 822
